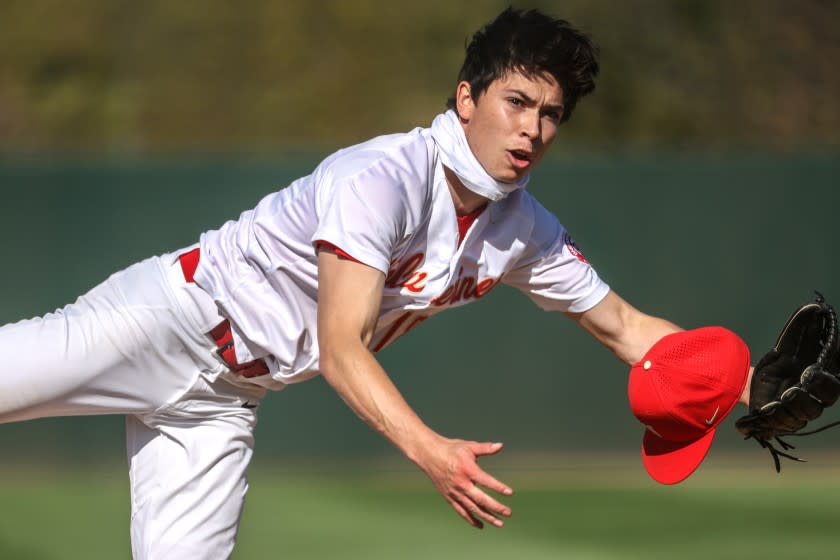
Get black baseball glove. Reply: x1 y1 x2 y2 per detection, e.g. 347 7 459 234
735 292 840 471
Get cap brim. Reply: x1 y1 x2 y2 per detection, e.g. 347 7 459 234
641 428 717 485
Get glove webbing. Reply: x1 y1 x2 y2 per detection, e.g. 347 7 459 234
747 292 839 473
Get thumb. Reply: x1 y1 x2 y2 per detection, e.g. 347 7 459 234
471 441 504 457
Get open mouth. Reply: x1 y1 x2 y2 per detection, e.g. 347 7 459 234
509 150 532 165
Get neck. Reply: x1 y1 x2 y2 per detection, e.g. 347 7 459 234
443 166 489 215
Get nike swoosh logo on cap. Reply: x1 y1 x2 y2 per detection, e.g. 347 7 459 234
705 406 720 425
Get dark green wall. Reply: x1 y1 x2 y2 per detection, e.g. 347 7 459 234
0 155 838 460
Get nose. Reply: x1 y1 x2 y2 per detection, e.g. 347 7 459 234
520 110 540 139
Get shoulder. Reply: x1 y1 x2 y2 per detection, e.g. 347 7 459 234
312 127 438 235
315 127 436 191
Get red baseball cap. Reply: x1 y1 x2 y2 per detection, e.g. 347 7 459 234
628 327 750 485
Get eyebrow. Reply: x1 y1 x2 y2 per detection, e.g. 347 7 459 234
506 89 565 112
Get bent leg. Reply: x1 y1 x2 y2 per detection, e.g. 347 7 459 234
127 375 264 560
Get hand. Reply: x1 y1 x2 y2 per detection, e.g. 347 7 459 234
415 437 513 529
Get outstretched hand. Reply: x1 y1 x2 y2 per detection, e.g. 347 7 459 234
415 437 513 529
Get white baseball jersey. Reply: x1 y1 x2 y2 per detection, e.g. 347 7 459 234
195 126 609 390
0 121 608 559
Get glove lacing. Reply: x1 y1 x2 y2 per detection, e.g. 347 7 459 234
752 437 803 473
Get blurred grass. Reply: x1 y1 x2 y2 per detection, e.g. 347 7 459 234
2 455 840 559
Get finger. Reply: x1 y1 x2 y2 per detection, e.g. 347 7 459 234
735 413 775 440
458 492 504 528
780 386 824 421
473 469 514 497
470 441 505 457
448 496 483 529
467 485 512 519
802 366 840 406
762 403 807 432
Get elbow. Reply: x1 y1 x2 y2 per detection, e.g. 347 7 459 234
317 334 369 383
318 338 343 382
318 320 375 377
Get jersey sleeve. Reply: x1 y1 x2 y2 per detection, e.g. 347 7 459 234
502 200 609 313
311 164 409 274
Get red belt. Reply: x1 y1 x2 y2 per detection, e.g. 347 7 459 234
179 248 270 378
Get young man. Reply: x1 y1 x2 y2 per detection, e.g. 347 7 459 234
0 7 705 559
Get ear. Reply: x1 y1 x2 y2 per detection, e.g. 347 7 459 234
454 81 475 121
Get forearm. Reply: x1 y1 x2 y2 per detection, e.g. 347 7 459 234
320 341 439 465
614 312 682 366
316 249 511 529
572 291 682 366
579 291 756 405
321 340 512 529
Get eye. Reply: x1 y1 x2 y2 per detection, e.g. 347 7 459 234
507 97 524 107
542 110 562 123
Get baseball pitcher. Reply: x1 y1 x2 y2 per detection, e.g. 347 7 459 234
4 7 831 560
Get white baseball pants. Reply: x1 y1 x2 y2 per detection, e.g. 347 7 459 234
0 248 268 559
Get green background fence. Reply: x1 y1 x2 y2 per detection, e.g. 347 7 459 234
1 154 837 461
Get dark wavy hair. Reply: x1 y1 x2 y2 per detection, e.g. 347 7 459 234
446 7 599 124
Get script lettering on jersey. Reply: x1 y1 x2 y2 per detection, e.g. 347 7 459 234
373 258 501 352
385 252 428 293
385 253 500 304
429 267 499 306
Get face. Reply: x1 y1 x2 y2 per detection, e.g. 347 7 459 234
456 71 564 183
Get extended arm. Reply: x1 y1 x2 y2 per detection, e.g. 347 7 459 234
566 291 682 366
568 290 753 405
316 248 513 529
